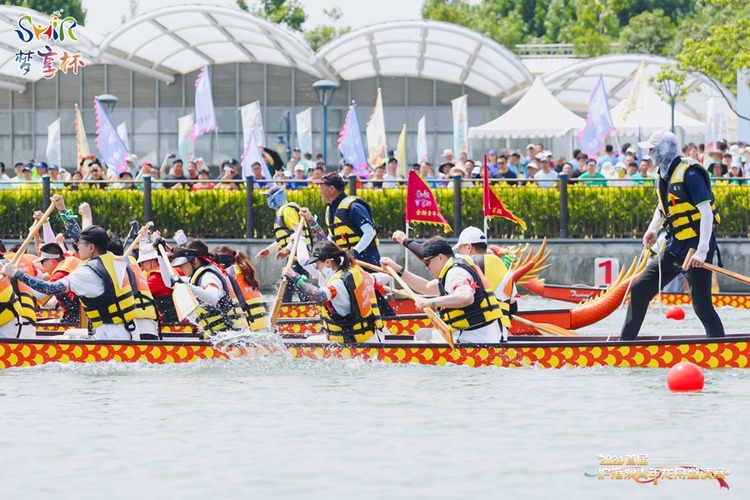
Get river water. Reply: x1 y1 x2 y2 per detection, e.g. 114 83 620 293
1 297 748 499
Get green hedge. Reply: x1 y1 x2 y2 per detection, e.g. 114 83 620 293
0 185 747 240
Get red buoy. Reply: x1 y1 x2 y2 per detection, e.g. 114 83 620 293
667 362 705 391
666 305 685 320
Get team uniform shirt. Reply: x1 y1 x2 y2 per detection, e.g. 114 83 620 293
665 167 717 257
442 266 503 343
327 195 380 266
189 270 225 306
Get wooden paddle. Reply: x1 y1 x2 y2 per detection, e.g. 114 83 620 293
511 315 580 337
10 202 57 267
683 248 750 286
270 219 306 326
157 244 200 322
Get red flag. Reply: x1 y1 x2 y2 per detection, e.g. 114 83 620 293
483 165 527 231
405 170 451 232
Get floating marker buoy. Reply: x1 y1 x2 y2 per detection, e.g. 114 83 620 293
666 305 685 320
667 362 705 391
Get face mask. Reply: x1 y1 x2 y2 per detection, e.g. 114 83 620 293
649 132 679 180
319 265 335 283
266 188 287 210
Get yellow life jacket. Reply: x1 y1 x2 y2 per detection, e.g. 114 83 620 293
191 264 249 337
468 254 512 328
0 275 24 327
324 195 379 251
437 256 504 332
79 252 137 330
657 160 720 241
321 265 384 344
273 203 312 249
227 264 268 331
126 257 158 321
4 252 37 325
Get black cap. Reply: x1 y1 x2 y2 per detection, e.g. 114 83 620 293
79 225 109 248
421 239 454 260
313 172 346 190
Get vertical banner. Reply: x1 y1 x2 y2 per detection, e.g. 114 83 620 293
74 103 91 166
577 76 615 156
46 118 61 168
117 122 130 150
704 96 727 166
416 115 428 163
338 103 369 178
190 65 217 141
178 113 195 162
94 98 130 172
452 94 469 158
618 60 646 125
405 170 451 232
240 101 265 149
366 87 387 168
395 124 407 177
296 107 313 155
241 134 272 180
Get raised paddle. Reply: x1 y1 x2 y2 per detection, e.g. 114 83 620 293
270 219 306 326
10 201 58 267
683 248 750 286
511 315 580 337
157 244 200 322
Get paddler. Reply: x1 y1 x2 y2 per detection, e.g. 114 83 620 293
32 242 82 325
213 245 269 331
620 128 725 340
169 239 249 337
281 241 386 344
381 237 505 344
0 254 36 339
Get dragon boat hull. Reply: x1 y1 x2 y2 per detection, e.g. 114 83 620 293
2 335 750 369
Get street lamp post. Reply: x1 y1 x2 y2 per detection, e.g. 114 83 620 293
313 80 339 164
95 93 118 114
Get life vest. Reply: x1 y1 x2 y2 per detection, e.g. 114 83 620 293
50 256 82 324
468 254 512 328
79 252 137 330
0 276 23 327
324 196 379 251
126 258 158 322
321 265 384 344
657 160 720 241
437 257 504 332
190 264 249 337
4 253 37 325
226 264 268 331
144 268 178 323
273 203 312 249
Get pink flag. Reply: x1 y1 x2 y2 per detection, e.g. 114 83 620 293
190 65 217 141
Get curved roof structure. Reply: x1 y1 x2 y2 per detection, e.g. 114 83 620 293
97 5 337 83
317 20 534 99
540 54 738 124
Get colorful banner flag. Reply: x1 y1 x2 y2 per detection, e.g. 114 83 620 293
178 113 195 163
705 96 727 165
577 75 615 156
94 97 130 173
452 95 469 157
240 101 264 149
405 170 451 232
338 103 369 178
74 103 91 166
366 87 387 168
296 107 312 155
483 165 527 230
117 122 129 150
46 118 61 168
241 134 272 181
416 115 428 163
190 65 217 141
395 124 407 177
618 60 646 125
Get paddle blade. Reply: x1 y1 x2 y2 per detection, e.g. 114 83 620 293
424 308 455 347
173 282 200 322
270 280 288 326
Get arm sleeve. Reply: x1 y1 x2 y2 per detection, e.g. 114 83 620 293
189 283 223 306
15 271 70 295
402 238 424 259
353 223 375 254
696 202 713 254
646 207 664 234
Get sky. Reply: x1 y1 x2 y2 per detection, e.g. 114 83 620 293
83 0 425 35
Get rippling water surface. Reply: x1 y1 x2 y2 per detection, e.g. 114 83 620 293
1 297 748 499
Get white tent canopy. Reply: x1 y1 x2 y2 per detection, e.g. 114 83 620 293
611 84 705 135
468 78 584 139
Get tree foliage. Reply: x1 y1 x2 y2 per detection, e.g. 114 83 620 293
303 7 351 52
6 0 86 23
238 0 307 31
619 9 675 56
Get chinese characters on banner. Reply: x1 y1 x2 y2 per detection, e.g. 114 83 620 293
13 12 86 78
405 171 452 232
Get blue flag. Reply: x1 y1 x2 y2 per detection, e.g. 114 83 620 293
577 76 614 156
338 103 369 178
94 98 130 173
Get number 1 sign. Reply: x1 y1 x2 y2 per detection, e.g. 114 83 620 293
594 258 620 288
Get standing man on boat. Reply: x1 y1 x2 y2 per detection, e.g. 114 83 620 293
620 129 725 340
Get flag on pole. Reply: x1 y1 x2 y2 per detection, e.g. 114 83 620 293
366 88 387 168
405 170 451 232
46 118 61 168
338 102 369 178
190 65 217 141
483 165 527 230
74 103 91 166
452 95 469 158
705 96 727 166
240 101 264 149
296 107 313 155
395 124 407 177
241 134 272 181
577 75 615 156
117 122 130 150
416 115 428 163
94 98 130 173
178 113 195 162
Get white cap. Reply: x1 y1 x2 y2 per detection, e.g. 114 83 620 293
453 226 487 252
442 149 453 157
614 161 626 170
638 128 673 149
526 162 539 170
294 164 305 171
137 243 158 264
